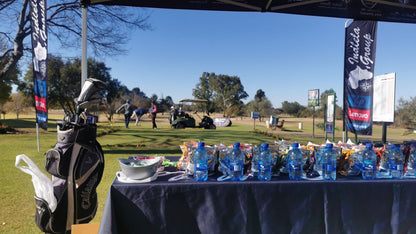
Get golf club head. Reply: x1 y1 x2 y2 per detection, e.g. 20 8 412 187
77 98 101 110
76 78 107 104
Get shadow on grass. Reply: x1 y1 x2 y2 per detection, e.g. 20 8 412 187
281 129 303 133
1 118 60 129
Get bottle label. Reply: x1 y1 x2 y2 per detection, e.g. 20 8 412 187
364 163 374 170
390 164 403 171
326 164 336 172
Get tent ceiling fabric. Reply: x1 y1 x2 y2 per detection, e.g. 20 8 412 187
89 0 416 24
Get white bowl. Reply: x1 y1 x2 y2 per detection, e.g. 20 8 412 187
118 157 162 180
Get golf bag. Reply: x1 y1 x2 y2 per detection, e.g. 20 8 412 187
35 78 106 233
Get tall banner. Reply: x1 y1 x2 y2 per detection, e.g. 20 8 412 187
308 89 320 107
30 0 48 130
343 21 377 135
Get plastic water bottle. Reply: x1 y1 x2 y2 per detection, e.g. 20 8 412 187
194 142 208 181
258 143 272 181
362 143 377 180
389 144 404 179
405 145 416 178
287 142 303 181
377 144 391 178
229 143 244 181
250 146 260 176
314 146 324 179
322 143 337 180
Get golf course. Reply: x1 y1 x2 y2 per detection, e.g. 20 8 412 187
1 110 415 233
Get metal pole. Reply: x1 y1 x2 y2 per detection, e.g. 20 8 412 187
312 106 315 138
36 123 40 152
382 122 387 143
332 93 336 142
343 19 352 143
81 6 87 88
324 104 327 141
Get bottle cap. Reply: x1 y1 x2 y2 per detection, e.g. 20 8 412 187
198 142 205 148
326 143 333 149
366 143 373 148
292 142 299 148
233 142 240 149
262 143 269 149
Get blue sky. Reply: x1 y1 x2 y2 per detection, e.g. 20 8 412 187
72 8 416 107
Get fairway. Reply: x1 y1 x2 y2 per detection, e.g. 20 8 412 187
1 113 279 233
1 112 415 233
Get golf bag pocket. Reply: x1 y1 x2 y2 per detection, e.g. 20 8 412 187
34 196 53 233
45 146 73 178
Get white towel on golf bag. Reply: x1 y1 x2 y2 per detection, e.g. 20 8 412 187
15 154 57 212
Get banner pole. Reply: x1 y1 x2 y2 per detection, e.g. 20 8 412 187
36 123 40 152
81 5 88 88
343 19 352 143
312 106 315 138
332 93 336 142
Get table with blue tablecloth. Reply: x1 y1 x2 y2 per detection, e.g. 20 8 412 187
98 173 416 234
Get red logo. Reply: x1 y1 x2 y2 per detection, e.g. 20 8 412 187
348 108 370 121
35 96 47 112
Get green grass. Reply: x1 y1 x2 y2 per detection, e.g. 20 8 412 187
1 113 415 233
0 116 278 233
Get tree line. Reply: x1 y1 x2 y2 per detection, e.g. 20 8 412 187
1 56 416 133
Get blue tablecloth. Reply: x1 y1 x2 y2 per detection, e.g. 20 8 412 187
98 174 416 234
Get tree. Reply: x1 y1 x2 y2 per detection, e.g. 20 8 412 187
158 95 174 114
4 92 28 119
0 54 20 103
192 72 215 115
255 89 266 102
103 78 123 121
281 101 306 117
395 97 416 129
209 74 248 116
0 0 151 92
19 56 116 115
247 89 273 121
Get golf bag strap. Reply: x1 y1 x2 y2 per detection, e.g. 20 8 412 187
66 143 82 231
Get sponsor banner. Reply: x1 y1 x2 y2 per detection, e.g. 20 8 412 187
326 124 333 134
348 108 371 122
35 96 47 112
30 0 48 130
327 94 335 123
348 95 372 109
347 123 371 130
308 89 319 107
343 21 377 135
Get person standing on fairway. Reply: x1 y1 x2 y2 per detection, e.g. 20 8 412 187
149 100 158 129
116 100 133 128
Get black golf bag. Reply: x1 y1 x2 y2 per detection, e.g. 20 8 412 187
35 78 106 233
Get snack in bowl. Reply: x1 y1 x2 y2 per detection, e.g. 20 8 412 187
118 156 163 180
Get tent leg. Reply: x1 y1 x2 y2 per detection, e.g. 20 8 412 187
81 6 87 88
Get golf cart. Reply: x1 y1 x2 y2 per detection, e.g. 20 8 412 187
170 99 216 129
